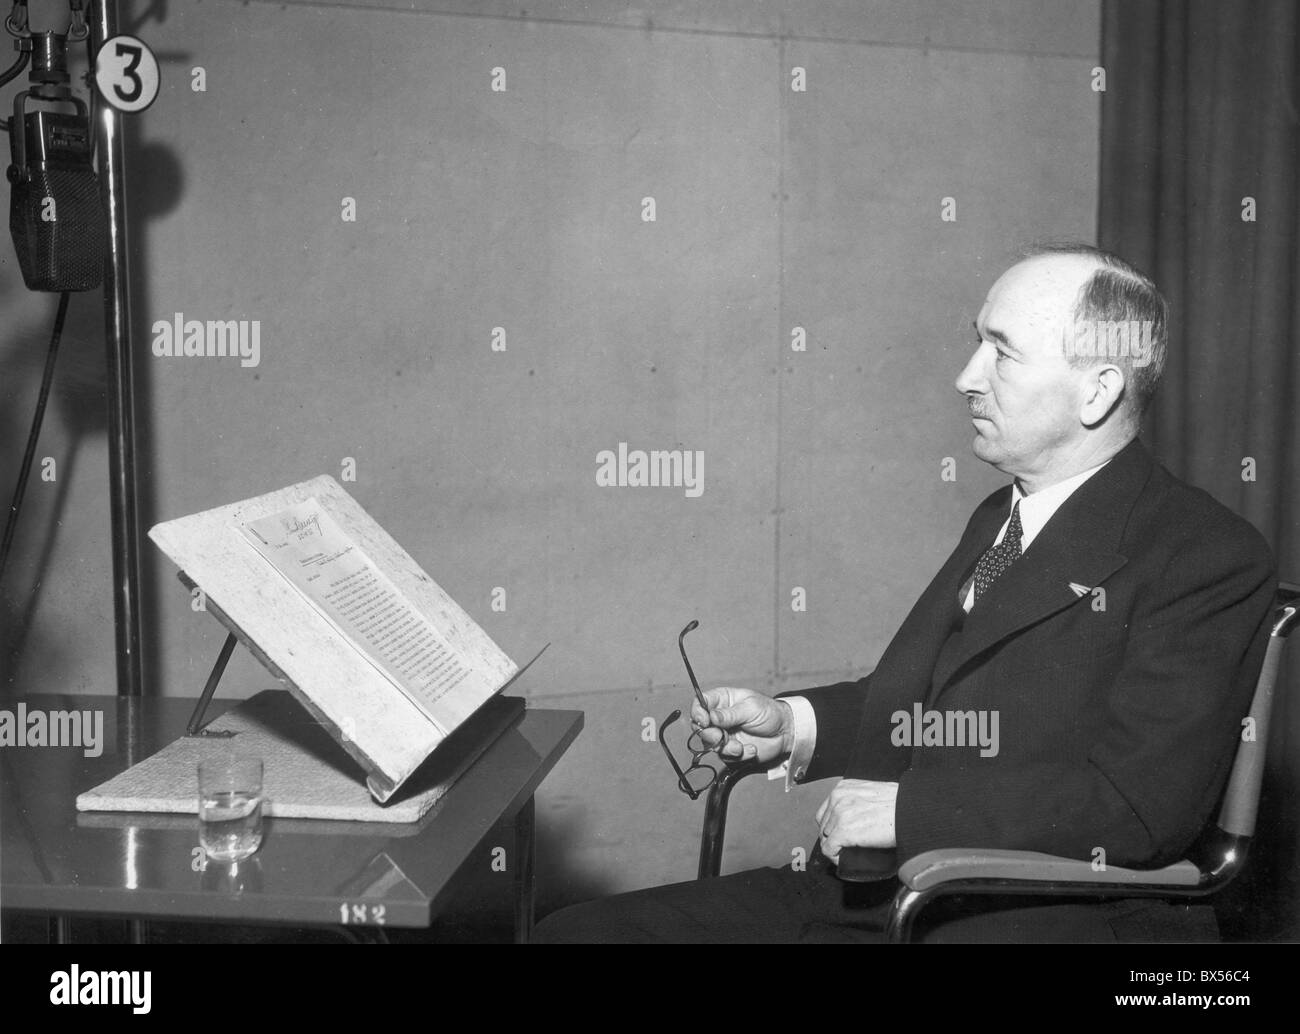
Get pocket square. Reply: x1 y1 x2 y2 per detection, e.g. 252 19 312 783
1068 582 1092 598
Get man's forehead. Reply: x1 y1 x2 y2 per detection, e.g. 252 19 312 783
980 253 1102 330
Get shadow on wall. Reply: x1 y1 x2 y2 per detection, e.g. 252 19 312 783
124 134 185 693
0 130 183 693
0 0 185 694
0 275 103 688
534 793 631 915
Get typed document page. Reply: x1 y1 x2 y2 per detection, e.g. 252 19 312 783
238 499 490 736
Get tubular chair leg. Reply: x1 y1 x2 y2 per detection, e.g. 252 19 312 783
884 886 932 943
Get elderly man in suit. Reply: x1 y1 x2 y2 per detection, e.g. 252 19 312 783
534 244 1276 943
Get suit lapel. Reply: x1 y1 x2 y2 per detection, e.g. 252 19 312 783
927 438 1153 696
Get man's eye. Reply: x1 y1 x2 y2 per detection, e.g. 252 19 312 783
995 349 1010 362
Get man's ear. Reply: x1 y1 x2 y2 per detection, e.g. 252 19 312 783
1079 364 1126 427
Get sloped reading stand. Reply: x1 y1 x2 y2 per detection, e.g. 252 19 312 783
77 476 544 823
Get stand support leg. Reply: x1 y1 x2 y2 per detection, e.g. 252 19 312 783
186 632 238 736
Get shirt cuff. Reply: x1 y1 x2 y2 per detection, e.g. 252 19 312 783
766 694 816 790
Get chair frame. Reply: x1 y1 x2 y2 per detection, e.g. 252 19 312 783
697 583 1300 942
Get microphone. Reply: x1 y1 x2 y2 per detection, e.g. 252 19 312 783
7 30 106 292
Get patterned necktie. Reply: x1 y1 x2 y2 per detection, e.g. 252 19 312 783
972 500 1024 605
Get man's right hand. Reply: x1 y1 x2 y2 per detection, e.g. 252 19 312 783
690 687 794 765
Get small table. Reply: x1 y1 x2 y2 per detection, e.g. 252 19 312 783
0 693 582 942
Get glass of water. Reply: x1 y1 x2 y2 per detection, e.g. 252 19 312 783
198 755 264 862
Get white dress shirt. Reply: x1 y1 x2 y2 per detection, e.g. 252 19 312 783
771 458 1112 788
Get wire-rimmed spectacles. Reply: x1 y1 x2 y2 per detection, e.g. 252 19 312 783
658 620 730 800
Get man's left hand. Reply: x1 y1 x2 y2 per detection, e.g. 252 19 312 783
815 779 899 862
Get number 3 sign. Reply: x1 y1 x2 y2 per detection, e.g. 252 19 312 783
94 35 160 113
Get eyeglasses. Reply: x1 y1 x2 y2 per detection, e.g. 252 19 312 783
658 620 730 800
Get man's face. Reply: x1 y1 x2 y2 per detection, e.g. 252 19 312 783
955 256 1096 483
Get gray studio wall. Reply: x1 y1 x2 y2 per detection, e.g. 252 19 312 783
0 0 1100 908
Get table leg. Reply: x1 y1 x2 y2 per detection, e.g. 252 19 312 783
513 795 536 944
48 915 72 943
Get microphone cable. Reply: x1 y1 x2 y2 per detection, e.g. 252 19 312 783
0 289 72 586
1 0 31 127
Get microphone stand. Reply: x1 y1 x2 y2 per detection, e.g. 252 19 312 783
89 0 143 698
92 0 147 945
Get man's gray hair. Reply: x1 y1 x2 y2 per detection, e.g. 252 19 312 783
1023 241 1169 417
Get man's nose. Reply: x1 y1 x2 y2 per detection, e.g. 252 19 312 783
955 347 987 396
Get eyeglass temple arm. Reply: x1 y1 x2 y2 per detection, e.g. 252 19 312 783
678 622 709 710
680 621 735 755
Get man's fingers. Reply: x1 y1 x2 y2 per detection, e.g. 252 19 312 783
820 826 840 864
684 688 781 763
716 731 751 759
811 783 897 852
708 687 762 724
702 686 746 711
709 705 741 728
690 688 775 740
695 725 724 748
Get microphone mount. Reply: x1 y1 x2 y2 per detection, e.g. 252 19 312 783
6 0 87 40
5 0 27 38
27 30 72 102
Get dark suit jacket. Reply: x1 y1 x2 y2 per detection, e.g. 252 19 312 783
790 437 1276 872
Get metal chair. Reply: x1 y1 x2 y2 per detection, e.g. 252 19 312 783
696 582 1300 942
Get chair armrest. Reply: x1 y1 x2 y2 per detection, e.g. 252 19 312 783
898 847 1202 892
882 849 1209 943
836 846 899 882
697 760 767 879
